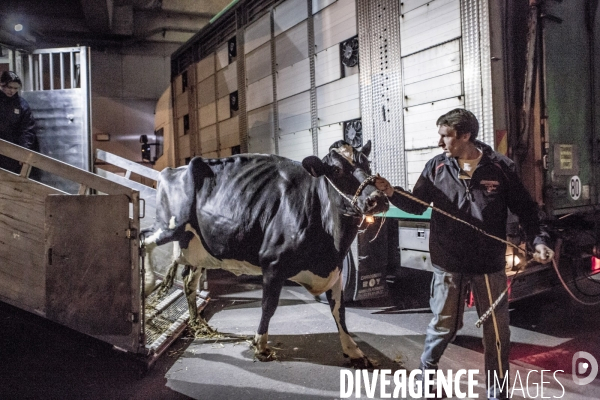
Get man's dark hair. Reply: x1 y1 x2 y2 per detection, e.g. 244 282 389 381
436 108 479 142
1 71 22 87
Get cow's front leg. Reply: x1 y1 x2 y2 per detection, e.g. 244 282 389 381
142 242 157 297
253 273 285 361
326 274 375 369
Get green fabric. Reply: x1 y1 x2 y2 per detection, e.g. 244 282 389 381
377 205 431 220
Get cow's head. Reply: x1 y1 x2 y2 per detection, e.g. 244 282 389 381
302 140 389 216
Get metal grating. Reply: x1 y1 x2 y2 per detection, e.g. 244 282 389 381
237 17 249 153
461 0 493 147
358 0 406 187
308 0 319 155
478 0 494 147
144 286 190 346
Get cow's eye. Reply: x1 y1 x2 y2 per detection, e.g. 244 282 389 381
332 167 343 176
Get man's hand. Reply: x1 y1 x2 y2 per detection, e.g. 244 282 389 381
533 244 554 264
375 176 394 197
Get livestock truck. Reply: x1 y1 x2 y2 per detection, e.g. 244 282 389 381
158 0 600 304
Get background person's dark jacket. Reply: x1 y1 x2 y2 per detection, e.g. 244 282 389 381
388 140 551 274
0 90 37 173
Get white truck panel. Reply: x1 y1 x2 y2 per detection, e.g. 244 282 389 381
403 70 462 107
245 42 272 85
196 54 215 83
403 97 464 150
216 42 230 71
400 0 461 57
219 116 240 148
217 95 231 122
315 44 342 87
178 132 191 158
248 104 275 154
200 124 217 153
312 0 337 14
197 76 216 107
246 75 274 111
275 21 309 71
274 0 308 37
175 92 188 118
316 74 360 125
199 103 217 128
313 0 356 52
244 12 271 54
317 123 343 157
278 129 313 161
278 90 311 135
276 57 311 100
402 39 461 85
216 61 238 98
405 147 440 188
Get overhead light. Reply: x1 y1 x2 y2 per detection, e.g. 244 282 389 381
14 24 23 32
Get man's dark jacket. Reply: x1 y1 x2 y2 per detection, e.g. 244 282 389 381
388 140 551 274
0 90 37 173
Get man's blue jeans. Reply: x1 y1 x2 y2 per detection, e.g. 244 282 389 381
420 267 510 399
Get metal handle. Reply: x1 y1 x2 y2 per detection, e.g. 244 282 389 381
139 198 145 218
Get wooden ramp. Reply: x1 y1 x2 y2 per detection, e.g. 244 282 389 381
0 139 206 366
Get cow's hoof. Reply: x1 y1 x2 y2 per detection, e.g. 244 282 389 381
346 354 377 370
254 348 277 362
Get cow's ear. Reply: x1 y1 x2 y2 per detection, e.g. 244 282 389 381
302 156 328 177
360 140 372 158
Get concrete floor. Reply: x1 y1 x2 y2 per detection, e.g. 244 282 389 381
1 268 599 399
166 269 600 400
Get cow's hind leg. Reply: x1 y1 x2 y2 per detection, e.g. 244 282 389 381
157 260 179 297
326 275 375 369
253 273 285 361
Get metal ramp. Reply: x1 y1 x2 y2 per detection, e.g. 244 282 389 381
0 139 207 367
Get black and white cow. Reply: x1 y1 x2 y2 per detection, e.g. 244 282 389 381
142 140 389 366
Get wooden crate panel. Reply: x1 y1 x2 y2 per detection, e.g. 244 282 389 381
0 173 60 314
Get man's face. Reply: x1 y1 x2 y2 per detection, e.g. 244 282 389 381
1 82 20 97
438 125 470 159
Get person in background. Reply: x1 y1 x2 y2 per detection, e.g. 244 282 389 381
375 108 554 400
0 71 38 174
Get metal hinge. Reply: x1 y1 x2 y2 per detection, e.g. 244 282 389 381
126 228 137 239
128 312 139 323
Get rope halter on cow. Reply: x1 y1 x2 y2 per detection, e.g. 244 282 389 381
324 174 378 214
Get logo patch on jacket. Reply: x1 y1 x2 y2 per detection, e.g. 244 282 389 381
480 180 500 193
14 108 20 114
